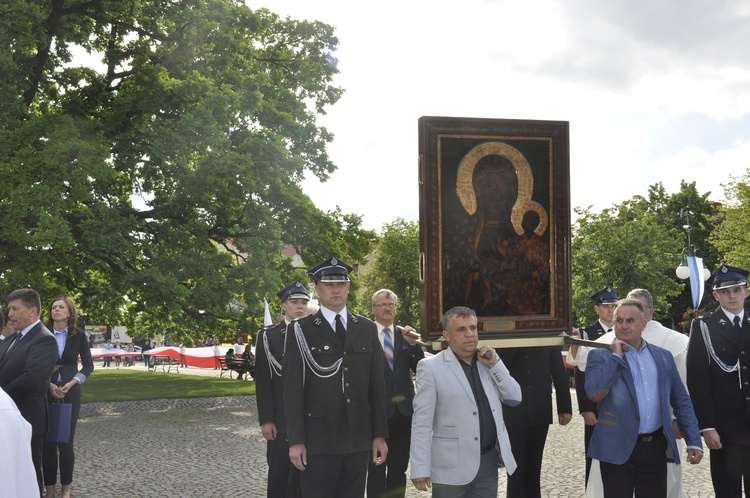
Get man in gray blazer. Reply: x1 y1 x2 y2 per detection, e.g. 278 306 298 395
410 306 521 497
0 288 59 496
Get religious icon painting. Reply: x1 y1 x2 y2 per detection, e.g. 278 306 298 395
418 116 572 345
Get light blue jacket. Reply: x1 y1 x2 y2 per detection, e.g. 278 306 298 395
585 342 702 465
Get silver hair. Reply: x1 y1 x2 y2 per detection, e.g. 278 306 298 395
626 288 653 308
372 289 398 306
614 298 645 319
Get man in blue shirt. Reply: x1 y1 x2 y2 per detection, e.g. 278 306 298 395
585 298 703 497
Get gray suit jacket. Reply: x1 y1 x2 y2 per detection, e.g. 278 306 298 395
0 321 58 434
410 347 522 484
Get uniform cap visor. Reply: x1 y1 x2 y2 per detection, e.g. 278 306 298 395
317 274 350 282
713 279 747 290
284 292 311 301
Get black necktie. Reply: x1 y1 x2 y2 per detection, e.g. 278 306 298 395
335 314 347 343
735 316 742 332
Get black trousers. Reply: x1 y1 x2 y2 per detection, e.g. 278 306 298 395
43 387 82 486
600 432 667 498
265 432 301 498
709 441 750 497
300 450 369 498
506 424 550 498
367 408 411 498
584 422 595 485
31 432 44 495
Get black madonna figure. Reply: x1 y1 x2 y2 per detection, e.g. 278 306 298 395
459 142 550 317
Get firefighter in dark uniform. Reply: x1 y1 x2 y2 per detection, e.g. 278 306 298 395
255 281 310 498
574 286 618 486
283 256 388 498
687 265 750 498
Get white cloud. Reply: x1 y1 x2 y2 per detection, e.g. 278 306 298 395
659 140 750 200
254 0 750 231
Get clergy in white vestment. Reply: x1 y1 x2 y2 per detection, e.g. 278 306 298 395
0 388 39 498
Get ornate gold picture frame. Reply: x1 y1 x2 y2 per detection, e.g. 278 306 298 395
418 116 571 347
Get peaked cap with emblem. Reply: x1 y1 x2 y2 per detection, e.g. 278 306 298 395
277 281 310 302
307 256 353 283
709 264 749 290
591 286 619 305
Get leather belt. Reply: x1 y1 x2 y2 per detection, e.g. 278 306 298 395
636 428 662 443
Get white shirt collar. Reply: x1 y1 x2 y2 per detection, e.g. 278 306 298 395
320 306 347 329
19 320 40 337
375 321 394 334
722 308 745 323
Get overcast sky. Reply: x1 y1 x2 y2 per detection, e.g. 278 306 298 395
253 0 750 232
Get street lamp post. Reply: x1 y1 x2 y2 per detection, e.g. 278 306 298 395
674 208 710 309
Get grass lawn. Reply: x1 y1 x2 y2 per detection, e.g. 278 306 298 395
82 369 256 403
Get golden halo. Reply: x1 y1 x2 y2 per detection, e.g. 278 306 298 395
456 141 548 236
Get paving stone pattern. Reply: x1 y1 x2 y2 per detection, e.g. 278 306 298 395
66 365 715 497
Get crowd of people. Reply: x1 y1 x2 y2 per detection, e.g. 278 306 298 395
253 260 750 498
1 260 749 498
96 339 138 368
253 257 426 498
0 289 93 498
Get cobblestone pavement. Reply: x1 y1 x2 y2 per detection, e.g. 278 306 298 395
66 365 715 497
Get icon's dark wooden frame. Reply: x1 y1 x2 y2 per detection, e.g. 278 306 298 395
418 116 572 347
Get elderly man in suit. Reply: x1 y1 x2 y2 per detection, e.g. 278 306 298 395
586 299 703 498
0 288 59 496
410 306 521 497
255 281 309 498
367 288 424 498
687 265 750 497
283 256 387 498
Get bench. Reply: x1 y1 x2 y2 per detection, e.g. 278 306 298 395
149 355 180 373
219 357 254 380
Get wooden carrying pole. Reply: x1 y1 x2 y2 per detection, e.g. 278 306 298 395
429 332 629 352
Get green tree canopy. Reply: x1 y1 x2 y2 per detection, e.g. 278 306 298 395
360 218 420 329
0 0 374 342
710 168 750 268
572 195 683 326
571 181 723 330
